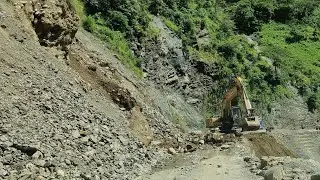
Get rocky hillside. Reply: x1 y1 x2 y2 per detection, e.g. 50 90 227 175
0 0 195 179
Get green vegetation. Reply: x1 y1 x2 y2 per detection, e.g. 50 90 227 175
162 17 180 33
72 0 320 113
259 22 320 111
70 0 85 20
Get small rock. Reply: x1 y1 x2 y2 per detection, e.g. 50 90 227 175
186 98 199 104
4 141 13 147
249 165 257 171
36 176 46 180
202 156 208 160
35 160 53 168
260 157 268 169
113 54 120 59
0 24 6 29
79 130 88 137
177 137 184 143
217 165 222 168
85 149 96 156
191 161 198 165
80 173 91 180
65 159 71 165
20 1 27 5
0 168 8 176
26 163 38 172
35 160 46 167
81 136 89 143
244 156 251 162
90 135 99 143
43 161 54 168
32 151 43 159
118 135 128 146
88 65 97 71
199 140 205 145
150 141 162 146
72 130 81 138
256 170 263 176
292 168 303 174
168 148 177 155
220 144 230 150
56 169 65 177
165 75 179 85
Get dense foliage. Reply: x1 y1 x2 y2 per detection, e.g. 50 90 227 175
72 0 320 113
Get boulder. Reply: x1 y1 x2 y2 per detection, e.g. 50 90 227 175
263 166 284 180
168 148 177 155
260 157 268 169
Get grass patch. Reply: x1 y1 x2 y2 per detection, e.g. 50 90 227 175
70 0 85 20
162 17 180 33
145 25 161 41
187 47 218 64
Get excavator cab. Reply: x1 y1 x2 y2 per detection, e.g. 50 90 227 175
231 106 242 125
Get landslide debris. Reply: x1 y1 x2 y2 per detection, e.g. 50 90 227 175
0 1 177 179
100 81 137 111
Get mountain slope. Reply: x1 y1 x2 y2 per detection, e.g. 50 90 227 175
78 0 320 129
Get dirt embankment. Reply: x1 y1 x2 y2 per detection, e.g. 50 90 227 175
244 133 298 158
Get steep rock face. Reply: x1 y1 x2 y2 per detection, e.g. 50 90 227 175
16 0 79 50
141 17 219 104
139 17 219 128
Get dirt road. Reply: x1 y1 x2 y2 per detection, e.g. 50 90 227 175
138 155 261 180
137 142 262 180
138 131 320 180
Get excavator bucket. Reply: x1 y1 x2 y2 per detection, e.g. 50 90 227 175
243 116 260 131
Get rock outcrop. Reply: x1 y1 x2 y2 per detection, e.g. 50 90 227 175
16 0 79 51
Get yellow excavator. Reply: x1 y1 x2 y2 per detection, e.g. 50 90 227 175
206 76 260 131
